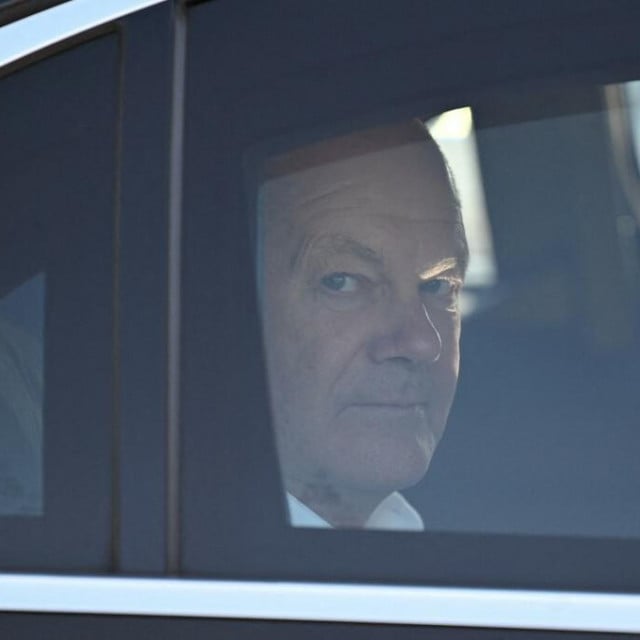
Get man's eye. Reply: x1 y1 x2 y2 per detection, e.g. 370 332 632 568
320 273 359 293
420 278 458 298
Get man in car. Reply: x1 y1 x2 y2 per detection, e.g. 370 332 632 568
259 120 467 530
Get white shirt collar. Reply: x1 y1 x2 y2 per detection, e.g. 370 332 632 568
286 492 424 531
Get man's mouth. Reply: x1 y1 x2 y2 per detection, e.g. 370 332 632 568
343 402 429 415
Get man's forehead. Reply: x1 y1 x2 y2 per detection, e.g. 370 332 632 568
258 121 468 269
260 142 459 229
262 141 450 200
262 120 436 181
300 209 464 239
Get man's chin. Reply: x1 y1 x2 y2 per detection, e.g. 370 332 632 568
330 406 442 482
329 440 434 495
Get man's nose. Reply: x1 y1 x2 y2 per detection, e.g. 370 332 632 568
367 301 443 365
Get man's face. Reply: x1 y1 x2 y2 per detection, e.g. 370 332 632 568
261 138 466 502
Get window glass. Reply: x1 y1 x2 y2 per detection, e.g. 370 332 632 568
0 274 44 516
0 33 118 569
623 81 640 171
417 87 640 539
255 86 640 538
427 107 497 291
181 0 640 588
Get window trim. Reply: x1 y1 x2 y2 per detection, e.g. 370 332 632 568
0 0 168 68
0 575 639 633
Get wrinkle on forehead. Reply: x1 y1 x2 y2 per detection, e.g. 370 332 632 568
289 181 366 221
291 232 386 273
290 219 468 281
297 181 355 207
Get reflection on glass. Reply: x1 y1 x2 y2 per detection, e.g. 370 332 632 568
428 107 496 288
427 107 497 318
258 121 468 530
623 80 640 175
0 273 44 516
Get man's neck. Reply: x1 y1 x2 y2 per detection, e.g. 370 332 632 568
288 479 389 528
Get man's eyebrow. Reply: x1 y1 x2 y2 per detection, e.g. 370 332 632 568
419 256 466 281
291 234 383 271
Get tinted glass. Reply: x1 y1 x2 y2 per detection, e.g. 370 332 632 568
0 273 44 515
251 88 640 537
412 89 640 539
0 33 118 569
182 0 640 590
